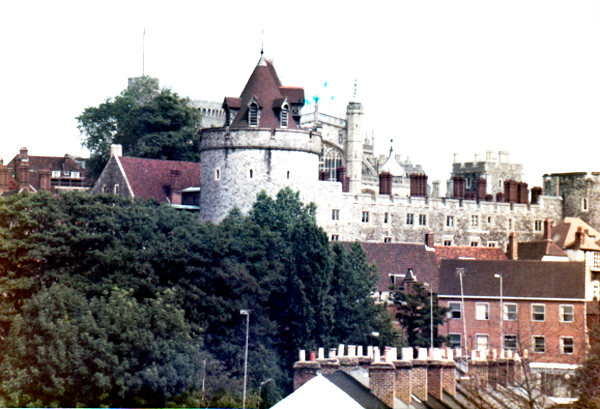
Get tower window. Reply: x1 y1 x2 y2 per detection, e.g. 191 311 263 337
215 168 221 180
280 107 288 128
249 169 254 179
249 103 259 126
287 171 290 180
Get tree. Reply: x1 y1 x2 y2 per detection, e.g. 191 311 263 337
0 284 202 407
77 76 201 180
392 281 448 347
570 323 600 408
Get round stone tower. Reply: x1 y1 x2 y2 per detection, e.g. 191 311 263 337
198 55 322 223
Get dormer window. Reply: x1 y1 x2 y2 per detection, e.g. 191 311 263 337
249 102 259 126
280 105 289 128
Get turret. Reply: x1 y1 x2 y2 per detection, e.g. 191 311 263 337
345 94 363 195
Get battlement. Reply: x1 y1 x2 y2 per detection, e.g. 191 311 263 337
199 127 322 155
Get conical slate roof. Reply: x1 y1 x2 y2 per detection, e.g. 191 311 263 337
380 145 405 176
229 55 304 129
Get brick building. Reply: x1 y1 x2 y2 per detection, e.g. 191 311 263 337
1 147 90 195
91 145 201 209
438 259 587 369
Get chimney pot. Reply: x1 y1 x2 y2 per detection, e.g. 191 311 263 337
309 351 316 361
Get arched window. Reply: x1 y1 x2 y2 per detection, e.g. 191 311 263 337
319 146 343 180
249 169 254 179
249 103 259 126
280 105 289 128
215 168 220 180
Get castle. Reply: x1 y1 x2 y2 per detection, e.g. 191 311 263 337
197 54 564 249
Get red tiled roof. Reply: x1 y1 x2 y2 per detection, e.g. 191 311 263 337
438 259 586 299
517 240 568 260
433 246 507 263
118 156 201 203
343 242 439 293
279 86 305 106
223 97 241 109
6 153 89 191
230 58 303 129
553 217 600 250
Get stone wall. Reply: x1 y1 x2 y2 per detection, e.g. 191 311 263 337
544 172 600 231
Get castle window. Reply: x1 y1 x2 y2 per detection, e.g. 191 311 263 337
466 177 472 189
534 220 542 232
443 240 452 246
384 212 389 224
583 198 589 211
114 184 120 194
225 108 231 126
215 168 221 180
419 214 427 226
471 215 479 227
331 234 339 241
320 147 343 180
470 241 479 247
287 171 290 180
406 213 414 225
280 106 288 128
332 209 340 220
487 241 498 247
249 102 259 126
384 237 392 243
362 211 369 223
249 169 254 179
101 184 107 193
339 131 343 144
446 216 454 227
508 218 513 230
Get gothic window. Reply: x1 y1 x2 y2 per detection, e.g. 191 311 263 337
249 102 259 126
280 105 289 128
319 146 343 180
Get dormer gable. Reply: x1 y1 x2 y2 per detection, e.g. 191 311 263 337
247 96 261 127
272 97 290 128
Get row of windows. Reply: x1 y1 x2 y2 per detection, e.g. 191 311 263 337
51 170 81 178
448 302 574 322
247 102 289 128
338 209 543 231
214 169 291 180
448 333 574 354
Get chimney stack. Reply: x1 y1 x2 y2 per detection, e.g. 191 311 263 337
425 232 434 248
507 232 518 260
0 161 8 193
110 144 123 157
39 169 51 191
531 186 543 205
379 172 392 195
575 227 586 249
543 218 552 241
477 178 487 202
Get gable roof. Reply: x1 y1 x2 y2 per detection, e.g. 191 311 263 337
272 374 368 409
118 156 201 202
438 259 586 299
324 371 389 409
228 57 303 129
517 240 568 260
345 242 439 293
552 217 600 250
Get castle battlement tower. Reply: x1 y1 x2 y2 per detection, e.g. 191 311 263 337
345 100 364 194
198 55 322 223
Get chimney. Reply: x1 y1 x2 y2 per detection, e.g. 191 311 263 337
293 351 320 390
575 227 586 249
110 144 123 157
477 178 487 202
518 182 529 204
379 172 392 195
0 161 8 193
431 180 440 198
319 170 329 181
39 170 51 191
369 361 396 408
169 169 182 205
17 159 30 190
531 186 542 205
452 176 465 199
504 180 518 203
543 218 552 241
19 147 28 161
507 232 518 260
337 166 349 193
425 232 434 248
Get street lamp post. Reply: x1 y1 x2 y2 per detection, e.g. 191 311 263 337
425 283 433 347
257 378 273 408
457 268 467 352
240 309 251 409
494 274 503 352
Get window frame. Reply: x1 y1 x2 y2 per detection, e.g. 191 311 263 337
419 214 427 226
560 304 574 322
471 215 479 227
331 234 339 242
504 303 517 321
504 335 518 351
476 303 489 320
446 215 454 227
532 304 546 322
449 302 461 319
406 213 414 225
533 336 545 353
332 209 340 221
362 211 369 223
449 333 462 349
561 336 574 354
476 334 489 351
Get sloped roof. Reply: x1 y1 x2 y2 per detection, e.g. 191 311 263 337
229 57 303 129
324 371 389 409
552 217 600 250
517 240 568 260
438 259 585 299
344 242 439 293
433 246 507 263
118 156 201 203
380 146 405 177
6 153 90 191
271 374 367 409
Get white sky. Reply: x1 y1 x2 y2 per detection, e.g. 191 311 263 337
2 0 600 192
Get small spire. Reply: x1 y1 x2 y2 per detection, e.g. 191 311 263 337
389 139 394 154
257 30 267 66
353 79 357 99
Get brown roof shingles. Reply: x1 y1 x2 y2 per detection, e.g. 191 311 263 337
517 240 568 260
438 259 586 300
433 246 507 263
118 156 201 203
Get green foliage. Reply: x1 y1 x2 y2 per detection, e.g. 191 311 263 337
571 324 600 408
0 189 397 405
392 281 448 347
77 76 201 180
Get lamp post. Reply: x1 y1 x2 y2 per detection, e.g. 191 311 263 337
425 283 433 347
240 309 251 409
257 378 273 408
456 268 467 352
494 274 503 352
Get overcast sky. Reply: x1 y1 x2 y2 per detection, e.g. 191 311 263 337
2 1 600 192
